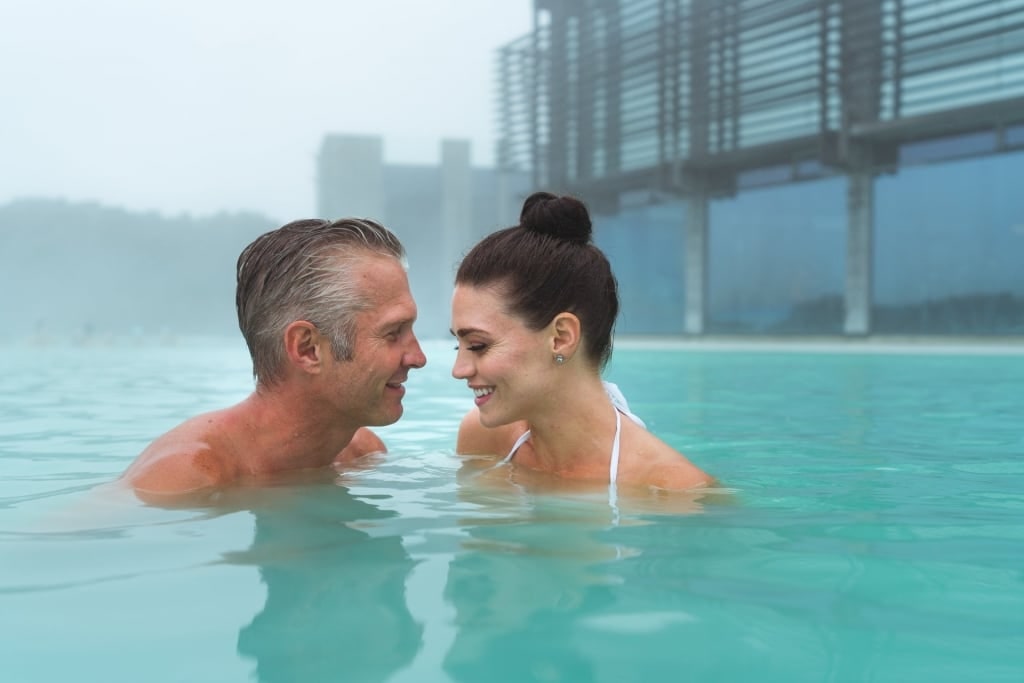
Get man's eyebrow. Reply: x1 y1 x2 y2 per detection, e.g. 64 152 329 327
381 317 415 332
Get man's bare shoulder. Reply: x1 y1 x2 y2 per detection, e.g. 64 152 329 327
124 410 239 496
455 409 526 456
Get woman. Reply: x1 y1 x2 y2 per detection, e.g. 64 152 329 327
450 191 715 491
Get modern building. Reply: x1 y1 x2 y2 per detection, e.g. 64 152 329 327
496 0 1024 336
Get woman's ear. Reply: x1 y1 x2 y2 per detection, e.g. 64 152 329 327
550 312 581 360
284 321 325 374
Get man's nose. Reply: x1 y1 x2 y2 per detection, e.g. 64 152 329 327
405 335 427 368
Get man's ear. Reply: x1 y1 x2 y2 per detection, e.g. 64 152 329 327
550 312 581 360
283 321 325 374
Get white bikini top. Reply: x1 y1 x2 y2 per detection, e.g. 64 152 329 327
498 381 646 482
496 381 645 529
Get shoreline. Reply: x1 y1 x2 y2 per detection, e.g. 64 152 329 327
614 334 1024 355
4 333 1023 356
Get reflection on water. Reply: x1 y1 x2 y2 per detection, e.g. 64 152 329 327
213 475 422 683
441 455 716 682
441 502 620 683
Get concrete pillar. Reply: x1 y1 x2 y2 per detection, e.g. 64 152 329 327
844 163 874 335
316 135 384 220
496 170 514 233
441 139 473 296
684 190 709 335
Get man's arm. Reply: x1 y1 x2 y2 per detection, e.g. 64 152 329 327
335 427 386 463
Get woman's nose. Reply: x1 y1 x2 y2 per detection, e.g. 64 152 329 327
451 351 471 379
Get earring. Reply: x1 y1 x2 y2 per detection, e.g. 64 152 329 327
554 354 565 364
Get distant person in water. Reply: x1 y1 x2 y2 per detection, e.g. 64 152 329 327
122 218 427 498
450 191 714 491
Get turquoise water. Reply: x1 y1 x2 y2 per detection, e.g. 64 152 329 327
1 338 1023 682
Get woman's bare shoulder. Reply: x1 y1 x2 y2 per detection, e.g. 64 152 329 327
628 425 718 490
455 408 527 457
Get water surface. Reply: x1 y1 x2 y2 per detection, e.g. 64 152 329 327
2 338 1022 682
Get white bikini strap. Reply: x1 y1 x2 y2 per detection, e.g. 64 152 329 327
608 408 622 526
500 430 532 464
609 408 621 483
603 381 646 428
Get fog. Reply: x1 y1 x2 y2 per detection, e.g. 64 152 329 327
0 1 531 342
0 0 531 220
2 0 1022 344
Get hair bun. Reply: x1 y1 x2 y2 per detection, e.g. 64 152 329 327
519 191 592 244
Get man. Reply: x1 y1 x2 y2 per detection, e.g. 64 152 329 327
121 218 427 497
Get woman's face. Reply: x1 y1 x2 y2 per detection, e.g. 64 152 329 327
450 283 553 427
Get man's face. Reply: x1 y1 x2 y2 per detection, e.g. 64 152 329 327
328 255 426 427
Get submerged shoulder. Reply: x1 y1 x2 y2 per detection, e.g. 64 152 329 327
629 427 717 490
126 441 227 497
655 460 718 490
335 427 387 464
123 412 236 496
455 408 527 457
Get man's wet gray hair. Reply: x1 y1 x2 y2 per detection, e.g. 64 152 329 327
235 218 406 386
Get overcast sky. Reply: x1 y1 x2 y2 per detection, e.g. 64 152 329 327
0 0 532 221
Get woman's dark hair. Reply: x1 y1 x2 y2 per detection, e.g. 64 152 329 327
455 191 619 369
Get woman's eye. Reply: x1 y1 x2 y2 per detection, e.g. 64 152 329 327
454 340 488 352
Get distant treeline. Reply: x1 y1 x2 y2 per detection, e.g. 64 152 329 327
4 198 1020 342
0 199 276 341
